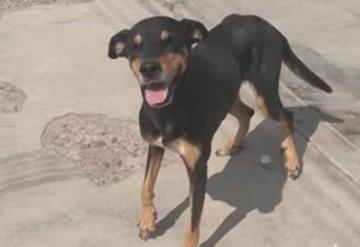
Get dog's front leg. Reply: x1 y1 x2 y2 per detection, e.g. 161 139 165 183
179 140 210 247
183 162 207 247
138 145 164 240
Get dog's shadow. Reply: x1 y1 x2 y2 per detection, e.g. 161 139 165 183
152 106 342 246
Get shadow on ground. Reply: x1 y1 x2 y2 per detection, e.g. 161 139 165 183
152 105 342 246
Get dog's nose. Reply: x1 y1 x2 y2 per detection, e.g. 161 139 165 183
140 61 161 78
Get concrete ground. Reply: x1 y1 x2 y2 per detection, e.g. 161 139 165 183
0 0 360 246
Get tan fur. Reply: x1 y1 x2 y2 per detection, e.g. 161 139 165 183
254 93 299 174
130 58 142 76
216 97 253 156
255 95 269 117
142 134 158 144
130 50 188 80
142 135 201 170
178 139 202 247
134 34 142 45
245 81 268 117
140 136 202 246
159 50 189 76
143 136 200 166
160 30 170 41
280 118 299 172
192 29 202 41
138 147 163 235
182 184 200 247
176 138 201 171
182 224 200 247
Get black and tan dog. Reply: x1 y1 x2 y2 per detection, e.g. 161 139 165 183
108 14 332 247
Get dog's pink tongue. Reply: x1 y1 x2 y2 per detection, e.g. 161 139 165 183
145 89 168 106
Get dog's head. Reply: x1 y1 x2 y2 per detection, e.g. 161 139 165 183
108 16 207 108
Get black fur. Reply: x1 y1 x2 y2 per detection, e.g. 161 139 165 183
108 14 332 246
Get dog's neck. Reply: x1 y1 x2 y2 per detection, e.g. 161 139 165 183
143 99 177 123
143 81 191 133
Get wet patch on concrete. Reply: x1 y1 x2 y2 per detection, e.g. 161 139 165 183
41 113 147 186
0 81 27 113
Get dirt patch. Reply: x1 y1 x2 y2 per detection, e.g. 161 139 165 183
41 113 147 186
0 81 27 113
0 0 92 16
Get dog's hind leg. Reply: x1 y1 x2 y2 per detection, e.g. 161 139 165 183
256 93 301 179
215 97 254 156
251 37 301 179
279 110 301 179
138 145 164 240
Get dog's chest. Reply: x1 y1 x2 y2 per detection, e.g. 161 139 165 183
149 136 180 153
143 133 193 156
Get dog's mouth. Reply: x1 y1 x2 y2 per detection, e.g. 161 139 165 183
139 65 184 108
142 81 173 107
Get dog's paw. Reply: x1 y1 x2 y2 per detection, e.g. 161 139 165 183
287 165 301 180
281 147 301 180
283 153 301 180
215 143 242 157
138 210 157 240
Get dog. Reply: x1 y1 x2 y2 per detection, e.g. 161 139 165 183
108 14 332 247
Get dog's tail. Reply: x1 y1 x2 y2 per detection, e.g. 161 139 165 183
282 41 332 93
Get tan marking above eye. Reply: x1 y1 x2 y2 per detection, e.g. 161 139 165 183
160 30 170 41
192 30 202 41
134 34 142 45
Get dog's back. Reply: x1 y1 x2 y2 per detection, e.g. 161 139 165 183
208 14 332 93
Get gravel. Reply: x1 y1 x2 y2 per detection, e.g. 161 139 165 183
41 113 147 186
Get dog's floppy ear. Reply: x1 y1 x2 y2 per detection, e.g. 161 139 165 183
181 19 208 45
108 29 130 59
